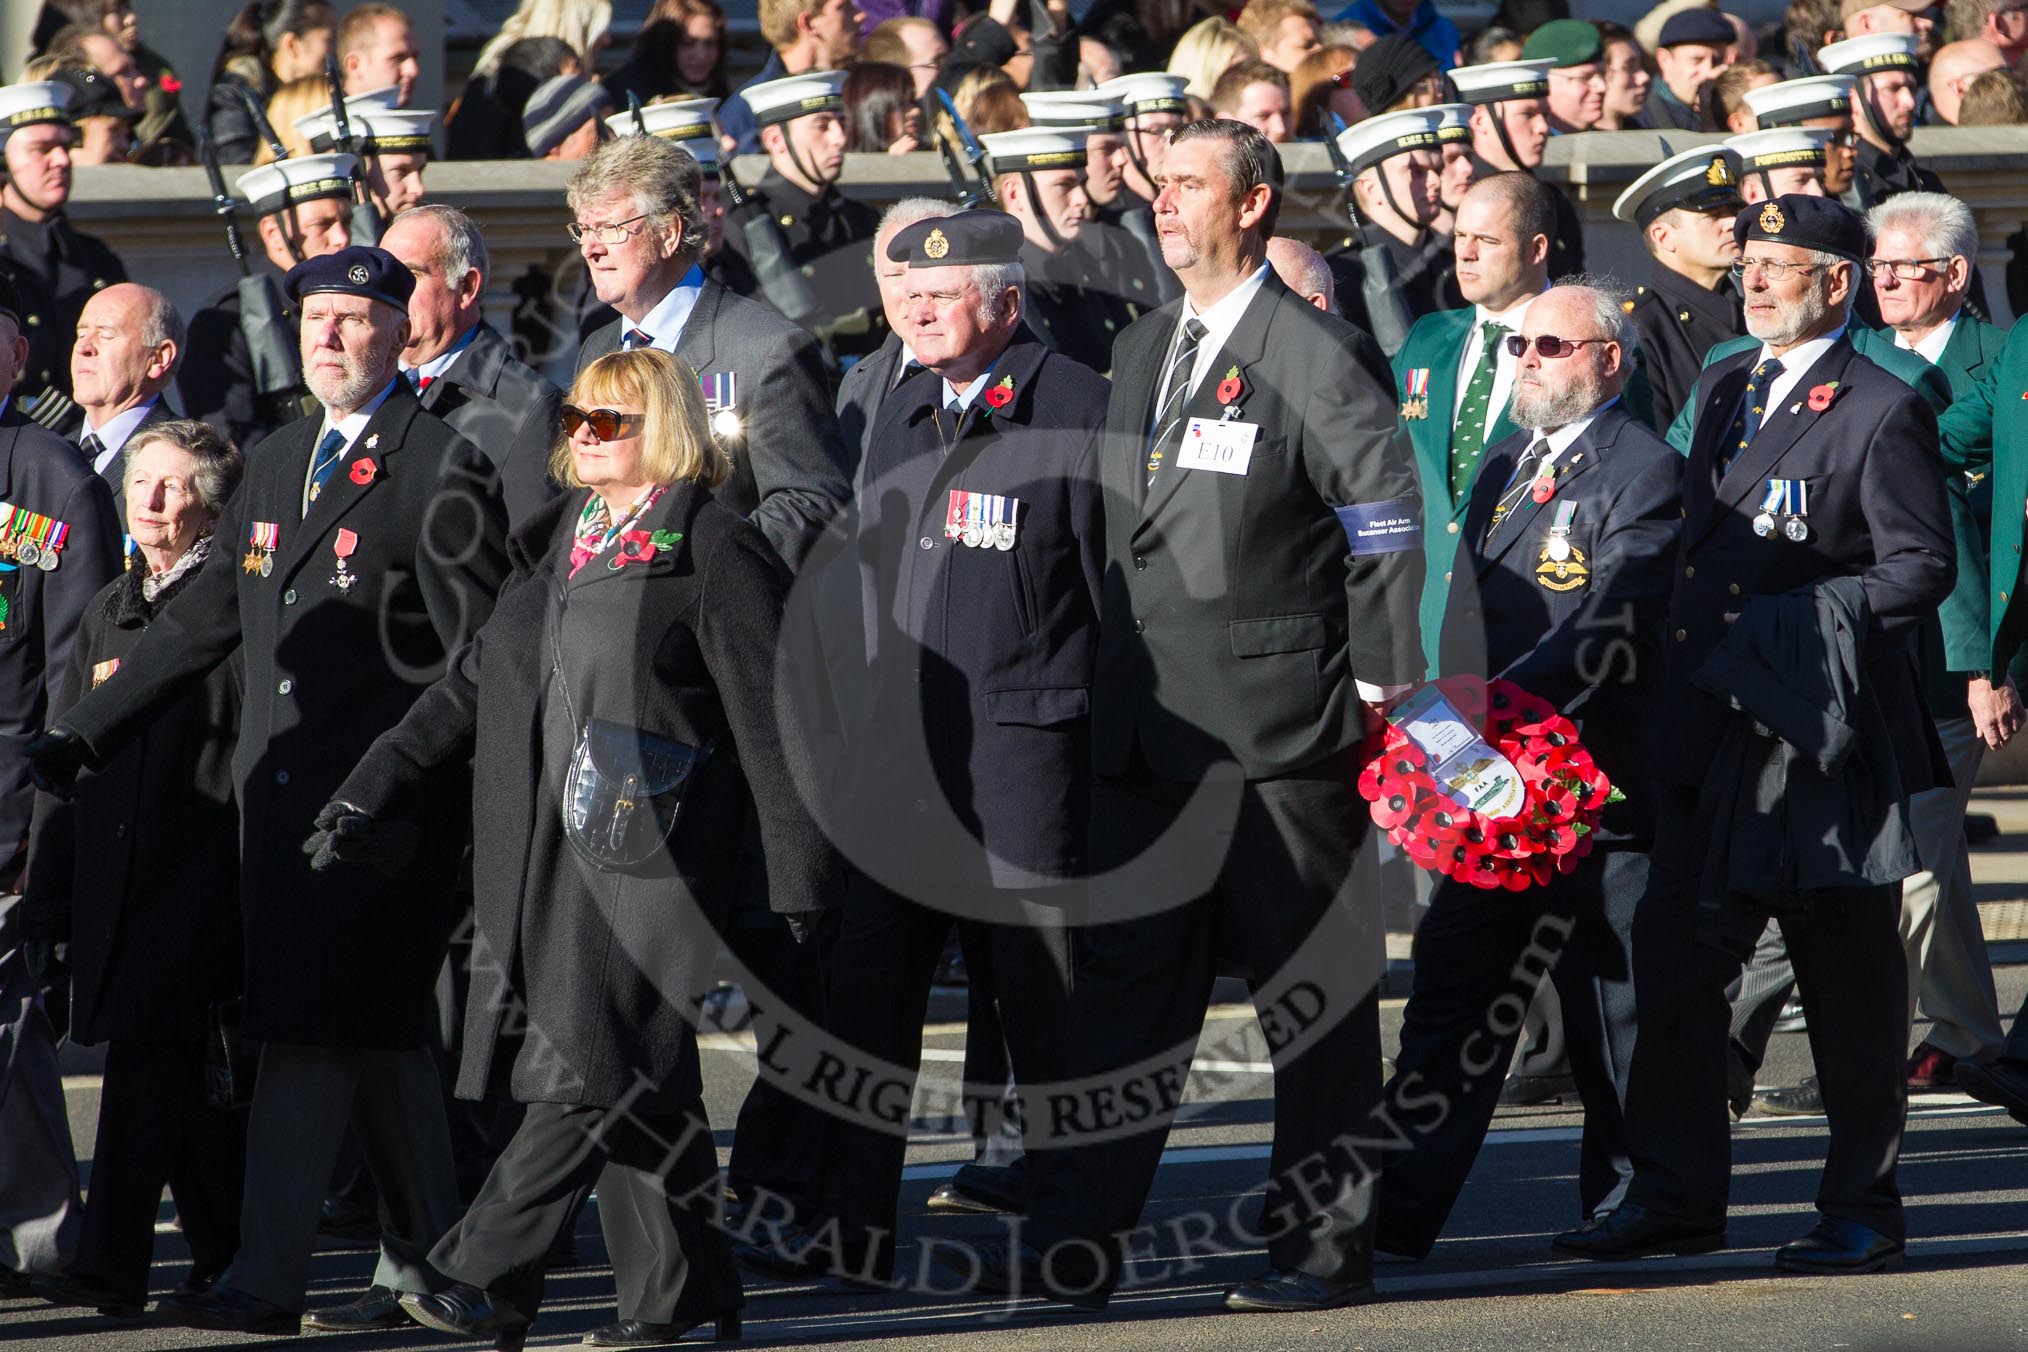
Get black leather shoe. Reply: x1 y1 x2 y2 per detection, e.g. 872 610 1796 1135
1222 1268 1375 1312
1499 1072 1576 1106
316 1196 380 1247
1754 1075 1825 1116
399 1283 528 1338
1956 1057 2028 1125
1774 1217 1903 1274
305 1284 409 1331
155 1284 300 1335
30 1272 143 1319
931 1239 1108 1310
581 1313 741 1346
732 1223 828 1281
926 1162 1026 1214
1552 1204 1725 1260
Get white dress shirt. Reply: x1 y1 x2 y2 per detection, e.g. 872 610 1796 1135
1530 398 1616 475
1746 325 1846 432
401 324 479 387
623 264 707 352
1895 315 1957 367
81 397 161 476
943 363 997 412
1150 264 1270 421
1452 293 1535 432
305 379 398 510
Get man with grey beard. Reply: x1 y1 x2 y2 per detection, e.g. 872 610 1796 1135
1374 282 1683 1261
1556 194 1954 1275
28 245 509 1334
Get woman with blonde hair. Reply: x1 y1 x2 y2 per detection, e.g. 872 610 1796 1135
313 347 835 1350
251 74 324 162
1166 17 1257 100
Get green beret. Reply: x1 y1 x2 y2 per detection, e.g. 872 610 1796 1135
1522 18 1604 69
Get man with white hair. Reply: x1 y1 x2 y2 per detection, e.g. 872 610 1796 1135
70 283 182 530
835 197 948 464
1376 279 1682 1260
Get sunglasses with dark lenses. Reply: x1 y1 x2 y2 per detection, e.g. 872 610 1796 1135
1502 334 1613 359
560 405 639 441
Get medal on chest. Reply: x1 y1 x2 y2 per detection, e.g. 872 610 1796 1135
1535 501 1587 591
245 521 279 577
1754 478 1810 541
0 504 69 571
1401 368 1431 420
330 528 360 591
944 489 1022 550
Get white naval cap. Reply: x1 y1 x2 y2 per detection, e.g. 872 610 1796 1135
1726 124 1833 173
742 70 847 127
343 85 403 114
296 105 436 156
1020 89 1126 131
1096 72 1190 117
1447 59 1554 106
1612 144 1743 225
981 125 1090 175
0 81 71 139
1430 102 1474 145
1743 75 1855 128
1816 33 1921 78
236 151 361 218
1334 106 1444 177
605 96 722 166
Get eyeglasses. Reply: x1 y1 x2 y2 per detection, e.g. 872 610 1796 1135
1864 256 1949 279
1729 258 1823 280
566 213 649 245
560 405 641 441
1825 129 1858 149
1502 334 1613 359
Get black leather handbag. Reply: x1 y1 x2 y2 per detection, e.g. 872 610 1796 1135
550 596 713 870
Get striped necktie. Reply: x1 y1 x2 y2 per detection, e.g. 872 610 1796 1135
306 428 346 514
1146 318 1207 487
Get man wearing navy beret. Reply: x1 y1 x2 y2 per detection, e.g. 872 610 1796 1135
1557 195 1955 1275
29 243 511 1334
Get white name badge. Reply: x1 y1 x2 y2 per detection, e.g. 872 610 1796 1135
1177 417 1258 475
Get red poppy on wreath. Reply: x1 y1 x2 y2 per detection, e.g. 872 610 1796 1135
1806 381 1840 412
349 458 377 485
1216 364 1243 405
983 374 1015 410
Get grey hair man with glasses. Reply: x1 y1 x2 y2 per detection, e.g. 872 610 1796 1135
1558 193 1955 1276
569 132 849 572
1374 278 1682 1263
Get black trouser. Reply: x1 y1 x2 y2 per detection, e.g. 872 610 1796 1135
1622 791 1908 1240
1026 762 1383 1301
817 871 1073 1279
725 908 832 1210
73 1038 245 1302
431 1098 740 1324
1374 847 1644 1258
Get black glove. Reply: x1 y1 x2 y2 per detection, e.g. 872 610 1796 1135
22 939 69 1040
303 800 420 878
26 727 89 799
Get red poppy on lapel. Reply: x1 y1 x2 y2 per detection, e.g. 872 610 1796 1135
983 374 1014 410
349 458 377 485
1216 364 1243 405
1806 382 1840 412
609 530 659 571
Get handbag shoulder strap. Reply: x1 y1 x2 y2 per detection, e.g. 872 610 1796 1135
547 578 581 732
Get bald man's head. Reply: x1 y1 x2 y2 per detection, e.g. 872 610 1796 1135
1266 236 1334 312
1931 39 2009 124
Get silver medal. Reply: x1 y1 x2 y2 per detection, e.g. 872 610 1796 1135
260 555 274 577
961 523 983 548
1784 516 1810 543
35 549 56 572
1546 535 1571 563
16 540 39 567
1752 512 1776 538
993 521 1016 551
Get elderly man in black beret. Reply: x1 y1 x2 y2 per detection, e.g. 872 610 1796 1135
29 244 510 1335
1556 195 1955 1275
744 210 1105 1284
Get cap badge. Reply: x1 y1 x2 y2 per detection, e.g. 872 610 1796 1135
924 227 949 260
347 264 369 285
1706 157 1732 186
1759 202 1785 234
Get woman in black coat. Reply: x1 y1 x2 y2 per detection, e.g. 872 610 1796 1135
310 348 837 1350
24 421 246 1318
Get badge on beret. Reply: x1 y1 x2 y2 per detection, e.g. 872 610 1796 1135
1706 156 1733 186
347 264 369 285
924 227 949 260
1760 201 1785 234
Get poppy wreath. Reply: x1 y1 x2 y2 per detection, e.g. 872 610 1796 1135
1355 675 1622 891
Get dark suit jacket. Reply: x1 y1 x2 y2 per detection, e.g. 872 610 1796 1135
82 397 179 532
58 382 510 1049
1444 404 1684 840
1091 273 1427 783
835 330 909 477
418 322 562 529
0 406 121 881
579 277 850 572
1663 338 1955 796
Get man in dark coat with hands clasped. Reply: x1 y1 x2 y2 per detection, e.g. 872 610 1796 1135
29 245 510 1336
952 119 1428 1316
1554 195 1955 1276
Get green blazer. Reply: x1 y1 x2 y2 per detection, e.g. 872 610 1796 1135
1926 317 2007 692
1935 317 2028 676
1393 308 1519 667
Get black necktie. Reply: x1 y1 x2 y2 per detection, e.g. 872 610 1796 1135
1146 318 1207 487
80 432 105 470
1716 357 1782 480
623 328 654 351
1486 437 1551 541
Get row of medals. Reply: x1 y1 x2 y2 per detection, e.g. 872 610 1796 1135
0 536 60 571
958 520 1018 551
1753 511 1811 542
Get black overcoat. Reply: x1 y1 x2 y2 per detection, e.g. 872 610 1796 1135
333 482 838 1111
416 321 563 529
26 559 242 1046
56 382 509 1049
